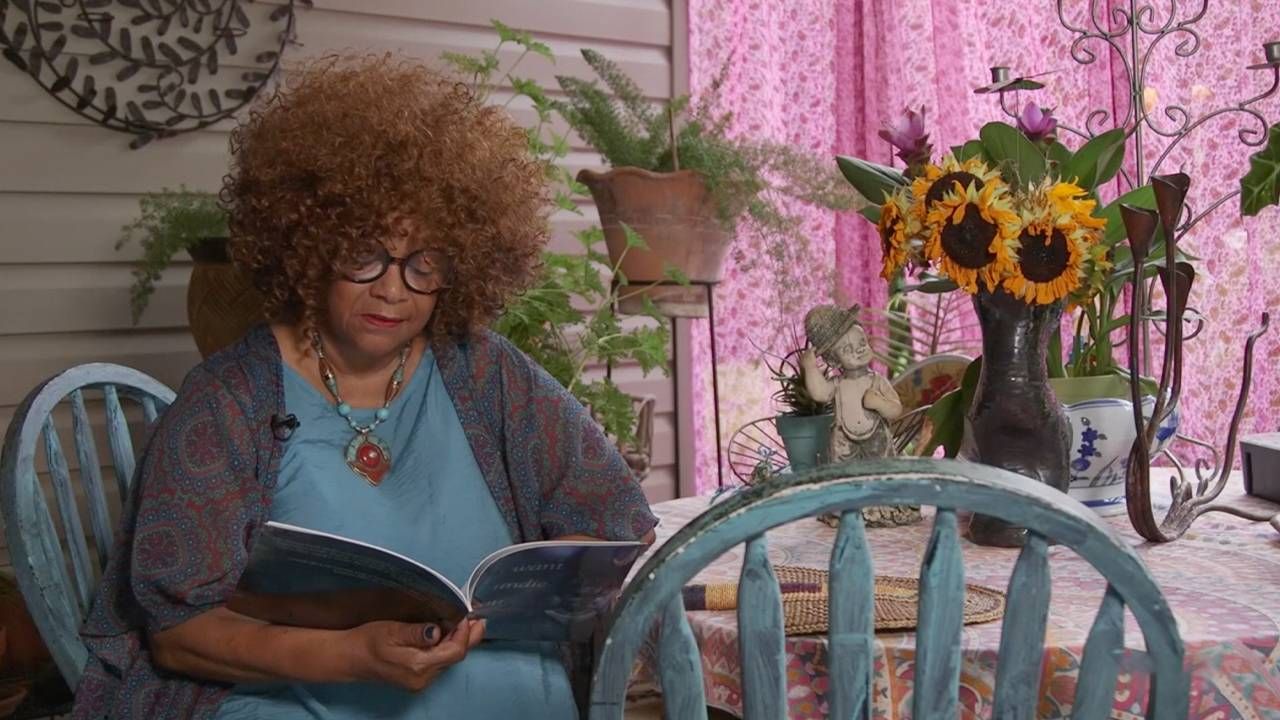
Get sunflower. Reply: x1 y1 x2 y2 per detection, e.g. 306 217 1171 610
878 187 919 280
923 177 1020 293
1002 183 1102 304
912 156 1004 218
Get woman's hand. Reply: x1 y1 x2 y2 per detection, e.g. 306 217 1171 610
347 618 485 692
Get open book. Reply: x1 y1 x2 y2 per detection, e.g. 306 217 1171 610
227 521 647 643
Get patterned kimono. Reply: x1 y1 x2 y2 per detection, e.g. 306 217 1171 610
71 324 657 719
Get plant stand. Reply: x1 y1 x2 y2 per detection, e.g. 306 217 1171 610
608 279 725 491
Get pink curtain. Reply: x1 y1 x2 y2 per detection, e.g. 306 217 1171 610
688 1 1280 494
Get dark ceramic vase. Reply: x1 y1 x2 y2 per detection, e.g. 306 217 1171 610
962 289 1071 547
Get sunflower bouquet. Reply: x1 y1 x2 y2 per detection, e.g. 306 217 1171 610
837 106 1157 382
876 156 1109 307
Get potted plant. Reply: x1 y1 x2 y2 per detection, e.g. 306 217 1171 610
116 188 264 357
552 50 860 318
445 23 678 469
762 329 834 473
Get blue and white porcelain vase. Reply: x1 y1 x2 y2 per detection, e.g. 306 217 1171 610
1049 376 1180 515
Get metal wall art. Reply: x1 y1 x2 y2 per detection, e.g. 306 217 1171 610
980 0 1278 541
0 0 313 149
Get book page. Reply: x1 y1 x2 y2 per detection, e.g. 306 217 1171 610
466 541 645 642
228 521 470 630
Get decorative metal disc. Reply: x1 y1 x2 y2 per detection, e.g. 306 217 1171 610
0 0 312 149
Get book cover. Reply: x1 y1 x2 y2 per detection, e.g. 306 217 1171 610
227 522 645 643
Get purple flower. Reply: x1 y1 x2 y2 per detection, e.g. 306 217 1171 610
878 107 933 166
1017 102 1058 142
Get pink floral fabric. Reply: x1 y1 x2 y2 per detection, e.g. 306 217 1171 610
687 1 1280 494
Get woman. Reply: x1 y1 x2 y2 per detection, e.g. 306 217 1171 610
72 54 657 719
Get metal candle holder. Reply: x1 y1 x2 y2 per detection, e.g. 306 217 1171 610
1119 184 1271 542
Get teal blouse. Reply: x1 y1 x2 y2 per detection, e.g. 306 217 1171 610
213 353 576 719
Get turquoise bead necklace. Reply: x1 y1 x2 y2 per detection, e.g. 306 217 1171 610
310 332 411 486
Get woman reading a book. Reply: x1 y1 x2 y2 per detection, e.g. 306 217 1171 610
71 54 657 720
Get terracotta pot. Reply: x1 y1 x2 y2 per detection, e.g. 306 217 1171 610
186 238 266 358
577 168 733 318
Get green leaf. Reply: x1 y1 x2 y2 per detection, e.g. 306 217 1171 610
952 140 988 163
978 121 1046 187
1047 328 1065 378
858 205 882 224
524 40 554 61
922 357 982 458
1045 140 1073 168
620 221 648 250
1059 128 1126 191
491 19 518 43
835 155 906 205
1241 124 1280 217
663 264 690 285
909 278 960 294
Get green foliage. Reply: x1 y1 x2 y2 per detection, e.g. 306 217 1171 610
116 187 227 324
836 156 906 205
922 356 981 458
978 122 1046 188
492 227 672 445
765 345 831 417
548 45 860 318
445 22 676 444
1241 124 1280 217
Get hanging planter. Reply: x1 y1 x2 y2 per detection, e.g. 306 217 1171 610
185 238 266 358
578 168 732 318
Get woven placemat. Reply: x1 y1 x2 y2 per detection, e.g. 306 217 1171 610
775 565 1005 635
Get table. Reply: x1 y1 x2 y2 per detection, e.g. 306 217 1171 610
635 484 1280 719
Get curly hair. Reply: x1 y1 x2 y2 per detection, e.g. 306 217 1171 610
222 53 549 338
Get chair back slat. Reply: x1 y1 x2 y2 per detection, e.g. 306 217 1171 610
101 385 137 500
141 396 160 425
738 535 786 720
40 420 95 615
656 593 708 720
2 363 176 688
68 390 114 567
827 510 874 720
911 508 964 719
991 532 1052 718
1073 585 1125 717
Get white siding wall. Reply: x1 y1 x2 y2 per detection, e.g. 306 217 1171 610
0 0 684 571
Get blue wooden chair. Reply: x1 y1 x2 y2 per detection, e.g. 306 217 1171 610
590 458 1188 720
0 363 175 689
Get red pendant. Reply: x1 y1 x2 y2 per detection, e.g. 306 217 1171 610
346 433 391 486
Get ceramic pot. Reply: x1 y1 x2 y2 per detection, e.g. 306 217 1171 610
775 413 833 473
577 168 733 318
1049 376 1180 515
962 290 1071 547
186 238 266 358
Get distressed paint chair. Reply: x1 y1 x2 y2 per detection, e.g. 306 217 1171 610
0 363 175 688
590 458 1188 720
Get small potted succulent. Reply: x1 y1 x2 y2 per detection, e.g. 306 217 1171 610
764 330 834 473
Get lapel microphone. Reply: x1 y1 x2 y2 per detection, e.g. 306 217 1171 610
270 413 300 441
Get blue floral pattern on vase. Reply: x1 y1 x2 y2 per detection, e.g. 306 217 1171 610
1061 395 1180 515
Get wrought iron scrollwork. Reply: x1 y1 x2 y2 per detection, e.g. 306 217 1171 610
0 0 313 149
978 0 1280 541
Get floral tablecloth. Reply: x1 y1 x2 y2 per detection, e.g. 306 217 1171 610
634 481 1280 719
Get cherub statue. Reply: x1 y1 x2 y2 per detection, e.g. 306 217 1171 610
800 304 922 527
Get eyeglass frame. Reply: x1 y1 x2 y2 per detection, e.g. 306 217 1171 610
338 247 452 295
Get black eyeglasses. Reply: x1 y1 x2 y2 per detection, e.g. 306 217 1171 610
339 247 451 295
